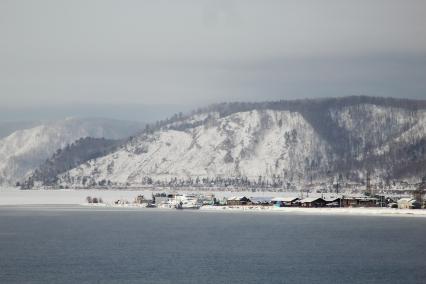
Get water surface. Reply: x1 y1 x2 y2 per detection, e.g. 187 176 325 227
0 206 425 283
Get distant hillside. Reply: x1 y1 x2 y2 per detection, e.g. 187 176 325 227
0 117 143 185
33 96 426 189
23 137 122 188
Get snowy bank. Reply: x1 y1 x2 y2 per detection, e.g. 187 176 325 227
0 187 294 205
200 205 426 217
0 187 149 205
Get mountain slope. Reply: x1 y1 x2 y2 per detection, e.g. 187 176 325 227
0 118 142 185
55 96 426 188
59 110 333 187
24 137 122 188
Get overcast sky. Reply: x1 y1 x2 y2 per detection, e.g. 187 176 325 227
1 0 426 120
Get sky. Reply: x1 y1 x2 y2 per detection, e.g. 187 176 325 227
1 0 426 121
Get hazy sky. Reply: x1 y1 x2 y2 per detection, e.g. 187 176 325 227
1 0 426 114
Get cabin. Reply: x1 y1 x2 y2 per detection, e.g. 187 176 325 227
342 196 378 207
227 196 251 206
325 197 342 207
271 197 300 207
397 198 421 209
300 197 326 208
355 196 378 207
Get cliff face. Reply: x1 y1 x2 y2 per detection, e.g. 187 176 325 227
54 97 426 188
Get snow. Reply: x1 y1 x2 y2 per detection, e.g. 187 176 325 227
0 187 349 206
59 109 333 186
300 197 323 203
330 104 424 159
6 102 424 190
1 187 425 217
200 205 426 217
0 187 294 205
0 187 147 205
0 118 142 185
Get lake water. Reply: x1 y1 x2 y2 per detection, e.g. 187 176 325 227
0 206 425 284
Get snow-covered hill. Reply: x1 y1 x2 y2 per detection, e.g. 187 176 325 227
55 97 426 188
0 118 142 185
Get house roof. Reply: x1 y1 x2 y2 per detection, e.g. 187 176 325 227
227 196 250 201
250 197 273 203
324 197 341 202
355 197 378 201
271 197 299 202
300 197 325 203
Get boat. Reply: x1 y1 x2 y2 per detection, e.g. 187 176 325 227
174 194 202 209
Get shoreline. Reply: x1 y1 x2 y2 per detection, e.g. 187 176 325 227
201 205 426 217
1 187 424 217
1 203 426 217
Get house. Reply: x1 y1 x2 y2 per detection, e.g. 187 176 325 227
271 197 300 207
342 196 378 207
226 196 251 206
356 196 378 207
325 197 342 207
397 198 422 209
300 197 326 208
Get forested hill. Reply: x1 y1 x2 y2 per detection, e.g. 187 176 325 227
31 96 426 189
23 137 122 188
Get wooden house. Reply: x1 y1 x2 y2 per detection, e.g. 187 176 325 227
249 197 273 206
226 196 251 206
325 197 342 207
300 197 326 208
342 196 378 207
271 197 300 207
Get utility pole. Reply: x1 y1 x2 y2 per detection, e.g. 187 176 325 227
365 171 372 196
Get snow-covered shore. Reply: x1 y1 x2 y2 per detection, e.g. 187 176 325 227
1 187 425 217
0 187 149 205
0 187 291 205
200 205 426 217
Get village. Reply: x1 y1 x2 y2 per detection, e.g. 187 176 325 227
85 188 426 211
83 174 426 211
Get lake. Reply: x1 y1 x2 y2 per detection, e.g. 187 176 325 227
0 206 425 283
